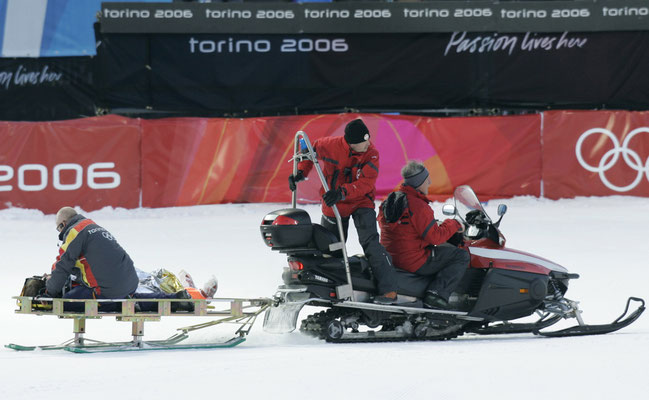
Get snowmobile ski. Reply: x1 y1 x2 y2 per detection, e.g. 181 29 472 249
535 297 645 337
465 314 563 335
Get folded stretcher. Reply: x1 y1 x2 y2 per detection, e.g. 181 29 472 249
6 296 271 353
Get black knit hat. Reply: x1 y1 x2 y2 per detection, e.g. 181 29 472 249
344 119 370 144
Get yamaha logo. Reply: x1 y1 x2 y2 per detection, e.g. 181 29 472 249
575 127 649 192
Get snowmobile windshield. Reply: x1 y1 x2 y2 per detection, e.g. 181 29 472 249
454 185 491 222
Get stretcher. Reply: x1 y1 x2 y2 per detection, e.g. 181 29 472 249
6 296 271 353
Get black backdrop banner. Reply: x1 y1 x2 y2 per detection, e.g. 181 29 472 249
0 57 95 121
100 1 649 34
94 30 649 114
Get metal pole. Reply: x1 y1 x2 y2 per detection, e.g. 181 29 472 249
291 134 299 209
291 131 355 301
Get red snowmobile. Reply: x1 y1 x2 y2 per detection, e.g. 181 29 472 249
261 132 645 343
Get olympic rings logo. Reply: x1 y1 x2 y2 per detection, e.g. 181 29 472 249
575 127 649 192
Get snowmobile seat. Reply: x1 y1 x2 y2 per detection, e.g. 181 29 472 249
311 223 427 295
311 224 342 256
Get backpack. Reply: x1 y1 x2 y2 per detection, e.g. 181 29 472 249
20 275 47 297
18 275 52 310
382 191 409 223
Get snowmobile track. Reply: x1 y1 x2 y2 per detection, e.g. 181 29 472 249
300 308 464 343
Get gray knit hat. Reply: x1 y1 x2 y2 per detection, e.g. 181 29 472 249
402 161 430 188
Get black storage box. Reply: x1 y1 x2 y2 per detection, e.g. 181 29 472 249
260 208 313 248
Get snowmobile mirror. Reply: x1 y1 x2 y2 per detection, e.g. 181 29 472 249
494 204 507 228
442 204 457 216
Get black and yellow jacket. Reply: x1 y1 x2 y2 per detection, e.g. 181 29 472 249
46 214 138 298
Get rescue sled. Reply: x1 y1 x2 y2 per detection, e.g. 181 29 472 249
261 131 645 343
6 296 271 353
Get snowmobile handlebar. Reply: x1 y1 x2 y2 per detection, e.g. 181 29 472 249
290 132 332 208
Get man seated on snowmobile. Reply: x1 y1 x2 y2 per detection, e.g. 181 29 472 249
378 161 469 309
288 119 399 304
45 207 192 311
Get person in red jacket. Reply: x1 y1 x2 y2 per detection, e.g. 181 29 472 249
378 161 469 309
289 119 398 304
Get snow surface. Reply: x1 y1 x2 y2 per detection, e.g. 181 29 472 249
1 197 648 399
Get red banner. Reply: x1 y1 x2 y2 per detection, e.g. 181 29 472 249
140 114 541 208
5 110 647 214
543 110 649 199
0 115 141 214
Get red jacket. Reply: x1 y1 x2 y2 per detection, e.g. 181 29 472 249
299 136 379 218
378 184 462 272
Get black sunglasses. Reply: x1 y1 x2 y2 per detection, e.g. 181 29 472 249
57 222 65 232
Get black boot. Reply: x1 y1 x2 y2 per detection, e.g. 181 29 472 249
171 290 195 312
423 292 449 310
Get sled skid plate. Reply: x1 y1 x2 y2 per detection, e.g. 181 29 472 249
6 296 271 352
536 297 645 337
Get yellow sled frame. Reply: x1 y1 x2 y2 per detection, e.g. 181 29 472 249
6 296 271 353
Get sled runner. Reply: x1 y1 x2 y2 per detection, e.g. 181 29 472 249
261 131 646 343
6 296 271 353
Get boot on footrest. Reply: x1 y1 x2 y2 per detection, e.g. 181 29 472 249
423 292 449 310
373 291 398 305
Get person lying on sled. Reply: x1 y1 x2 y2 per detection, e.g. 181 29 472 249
378 161 469 310
134 268 218 301
45 207 192 312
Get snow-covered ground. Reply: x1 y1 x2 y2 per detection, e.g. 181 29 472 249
1 196 648 399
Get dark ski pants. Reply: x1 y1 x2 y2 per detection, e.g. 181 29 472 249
62 285 123 312
321 207 398 294
416 244 469 301
133 291 183 312
62 286 181 312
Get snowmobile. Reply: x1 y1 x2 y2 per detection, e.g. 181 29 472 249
261 131 645 343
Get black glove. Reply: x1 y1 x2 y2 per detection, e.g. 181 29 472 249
323 188 344 207
447 231 464 247
288 170 305 191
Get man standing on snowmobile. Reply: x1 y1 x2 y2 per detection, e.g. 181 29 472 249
288 119 399 304
378 161 469 309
